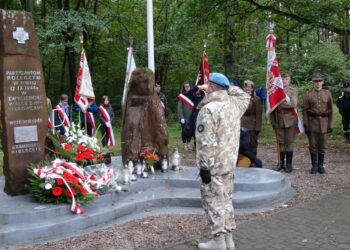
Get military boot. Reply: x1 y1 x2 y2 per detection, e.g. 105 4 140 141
310 152 318 174
198 234 226 250
285 152 293 173
225 232 235 250
318 153 326 174
275 151 285 171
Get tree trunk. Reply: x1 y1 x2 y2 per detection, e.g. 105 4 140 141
223 11 236 81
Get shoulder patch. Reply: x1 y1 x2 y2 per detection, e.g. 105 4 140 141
197 124 205 133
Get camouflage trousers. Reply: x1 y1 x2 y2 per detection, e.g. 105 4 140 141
200 173 236 235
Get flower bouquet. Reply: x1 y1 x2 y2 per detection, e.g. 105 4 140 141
139 146 160 174
48 122 111 166
27 159 122 214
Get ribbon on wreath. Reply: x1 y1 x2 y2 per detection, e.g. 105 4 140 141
98 106 115 146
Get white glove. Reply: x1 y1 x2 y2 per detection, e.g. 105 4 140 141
106 121 111 127
180 118 185 124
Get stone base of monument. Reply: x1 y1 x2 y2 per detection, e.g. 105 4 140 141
0 157 294 248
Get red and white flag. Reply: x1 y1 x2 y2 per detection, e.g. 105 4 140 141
177 94 194 109
99 106 115 147
74 49 95 113
266 34 304 134
122 47 136 105
195 51 210 86
265 34 287 114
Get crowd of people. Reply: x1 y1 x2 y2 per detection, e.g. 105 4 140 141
177 72 350 175
53 94 114 147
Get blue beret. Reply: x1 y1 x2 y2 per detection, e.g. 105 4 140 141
209 73 230 89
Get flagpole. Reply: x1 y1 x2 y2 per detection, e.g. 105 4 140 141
79 34 88 135
147 0 155 72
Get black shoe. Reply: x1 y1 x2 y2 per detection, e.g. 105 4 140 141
318 153 326 174
285 151 293 173
275 151 285 171
310 152 318 174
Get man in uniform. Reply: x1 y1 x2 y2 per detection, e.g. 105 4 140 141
302 73 333 174
241 80 262 156
196 73 250 250
270 73 299 173
336 81 350 143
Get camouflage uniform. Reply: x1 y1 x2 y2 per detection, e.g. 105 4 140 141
196 86 250 235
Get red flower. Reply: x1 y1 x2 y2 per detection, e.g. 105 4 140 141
86 149 94 154
52 187 63 197
97 154 103 161
56 179 64 186
77 145 86 152
65 188 75 198
90 175 96 181
75 153 84 162
54 148 59 154
63 144 72 152
83 151 94 160
80 187 87 196
63 172 73 182
70 176 79 186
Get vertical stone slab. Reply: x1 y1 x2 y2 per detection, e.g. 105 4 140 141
0 10 47 195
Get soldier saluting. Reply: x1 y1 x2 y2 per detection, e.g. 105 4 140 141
302 73 333 174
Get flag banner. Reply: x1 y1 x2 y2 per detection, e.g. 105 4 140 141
99 106 115 147
195 51 210 86
87 111 95 135
177 94 194 109
266 34 287 114
55 105 70 128
122 47 136 105
74 49 95 113
292 108 304 135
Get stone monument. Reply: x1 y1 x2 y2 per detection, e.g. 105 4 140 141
121 68 168 164
0 10 48 195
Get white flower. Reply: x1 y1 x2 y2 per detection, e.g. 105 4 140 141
56 169 63 175
77 130 83 137
45 183 52 190
39 173 46 179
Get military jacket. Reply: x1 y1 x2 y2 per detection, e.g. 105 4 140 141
241 95 262 131
196 86 250 176
270 86 298 128
302 89 333 133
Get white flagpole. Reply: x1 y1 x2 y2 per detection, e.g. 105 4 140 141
147 0 155 72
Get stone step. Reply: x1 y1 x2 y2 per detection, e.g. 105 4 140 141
0 164 294 248
0 187 293 246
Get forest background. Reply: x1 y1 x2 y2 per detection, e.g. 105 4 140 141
1 0 350 154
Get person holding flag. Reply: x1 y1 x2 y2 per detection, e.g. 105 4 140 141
98 96 115 147
73 101 98 137
270 73 299 173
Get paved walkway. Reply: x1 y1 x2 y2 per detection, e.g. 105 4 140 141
162 190 350 250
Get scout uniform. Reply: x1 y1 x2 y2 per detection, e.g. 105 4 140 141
241 94 262 155
302 73 333 174
270 85 298 172
196 73 250 250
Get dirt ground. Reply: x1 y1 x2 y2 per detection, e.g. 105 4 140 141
20 143 350 250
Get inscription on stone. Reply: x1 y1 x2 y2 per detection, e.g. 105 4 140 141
1 10 48 195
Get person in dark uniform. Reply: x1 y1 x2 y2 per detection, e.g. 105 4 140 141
302 73 333 174
336 81 350 143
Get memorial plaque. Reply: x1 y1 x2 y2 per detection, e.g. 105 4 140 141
0 10 48 195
